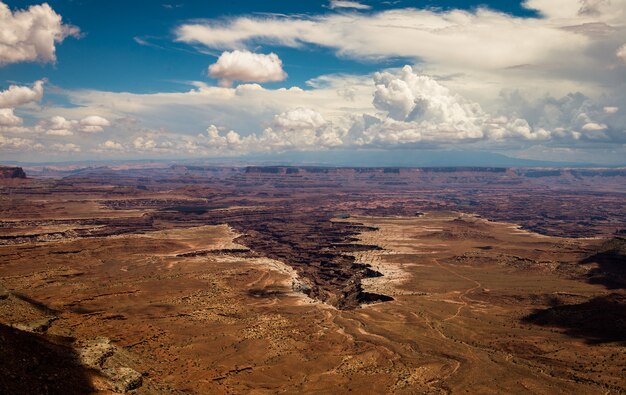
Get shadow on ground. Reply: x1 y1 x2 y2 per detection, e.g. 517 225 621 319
580 237 626 290
522 238 626 344
0 323 95 394
522 294 626 344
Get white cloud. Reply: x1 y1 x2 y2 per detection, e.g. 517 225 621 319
39 115 110 135
348 66 562 146
0 2 79 66
582 122 608 131
29 63 622 158
268 108 345 149
174 7 590 70
373 66 485 135
175 0 626 110
200 108 346 153
45 129 73 136
0 80 44 108
273 107 327 130
208 50 287 86
133 136 156 150
526 0 611 18
192 108 343 154
202 125 249 151
101 140 124 150
0 133 34 149
3 0 626 162
0 108 22 126
79 115 110 133
0 80 44 131
43 115 75 136
51 143 80 153
186 68 559 153
60 77 372 136
368 66 503 142
329 1 371 10
132 135 177 153
498 89 620 142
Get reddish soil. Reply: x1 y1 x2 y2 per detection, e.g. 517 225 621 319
0 165 624 393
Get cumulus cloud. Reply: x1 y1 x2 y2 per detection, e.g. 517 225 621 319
133 136 156 150
273 107 327 130
498 89 626 143
191 65 561 153
329 1 371 10
582 122 607 131
0 133 34 149
202 125 249 150
373 66 484 133
60 77 370 138
101 140 124 150
31 63 622 158
79 115 111 133
0 2 79 66
267 108 345 148
40 115 110 135
4 0 626 162
175 0 626 110
0 80 45 131
208 50 287 86
0 80 44 108
199 107 345 153
0 108 22 127
51 143 80 152
180 105 350 155
364 66 551 145
46 115 76 135
132 134 178 153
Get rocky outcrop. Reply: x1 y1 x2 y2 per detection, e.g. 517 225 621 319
0 323 96 394
582 237 626 289
0 166 26 179
0 284 9 300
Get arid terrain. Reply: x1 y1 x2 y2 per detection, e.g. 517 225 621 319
0 164 625 394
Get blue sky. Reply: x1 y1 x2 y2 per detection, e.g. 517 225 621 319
3 0 537 92
1 0 625 163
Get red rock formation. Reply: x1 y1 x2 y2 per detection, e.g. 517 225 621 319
0 166 26 179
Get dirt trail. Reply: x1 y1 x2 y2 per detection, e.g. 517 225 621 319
432 258 483 322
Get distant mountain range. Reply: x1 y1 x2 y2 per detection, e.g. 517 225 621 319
240 150 600 167
3 150 623 168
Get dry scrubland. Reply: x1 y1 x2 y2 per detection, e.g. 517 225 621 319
0 165 625 393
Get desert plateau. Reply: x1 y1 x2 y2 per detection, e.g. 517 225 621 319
0 165 624 394
3 0 626 392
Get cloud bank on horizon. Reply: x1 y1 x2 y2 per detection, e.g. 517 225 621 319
0 0 625 163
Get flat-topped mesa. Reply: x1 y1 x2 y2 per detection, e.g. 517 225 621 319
0 166 26 179
418 166 508 173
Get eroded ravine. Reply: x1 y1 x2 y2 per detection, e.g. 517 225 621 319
150 201 395 309
225 213 394 310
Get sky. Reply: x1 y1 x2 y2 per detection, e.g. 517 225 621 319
0 0 625 164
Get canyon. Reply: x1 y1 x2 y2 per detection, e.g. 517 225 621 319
0 165 624 393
